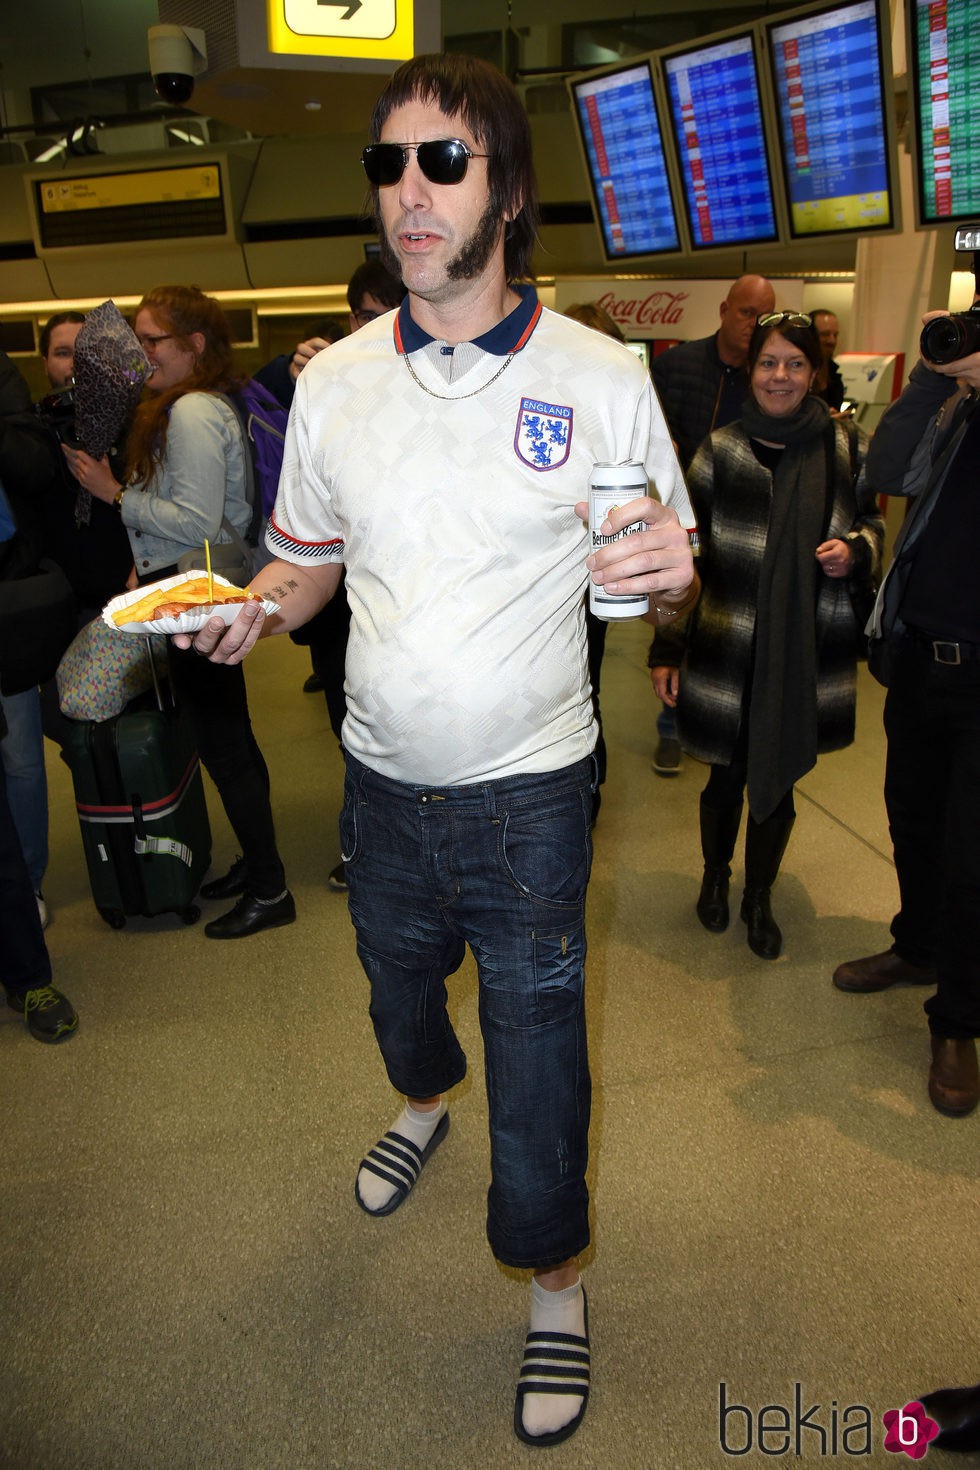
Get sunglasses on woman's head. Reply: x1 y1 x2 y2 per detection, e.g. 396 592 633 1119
361 139 489 188
757 311 812 329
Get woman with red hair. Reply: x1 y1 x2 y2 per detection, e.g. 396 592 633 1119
66 285 294 939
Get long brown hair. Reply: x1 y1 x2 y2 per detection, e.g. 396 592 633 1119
368 53 539 284
126 285 242 486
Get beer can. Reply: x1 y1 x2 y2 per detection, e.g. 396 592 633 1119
588 461 650 620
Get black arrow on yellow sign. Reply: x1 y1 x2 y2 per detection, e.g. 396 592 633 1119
317 0 363 16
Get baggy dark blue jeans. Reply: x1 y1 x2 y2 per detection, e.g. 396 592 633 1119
341 750 595 1270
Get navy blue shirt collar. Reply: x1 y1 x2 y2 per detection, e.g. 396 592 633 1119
394 283 541 357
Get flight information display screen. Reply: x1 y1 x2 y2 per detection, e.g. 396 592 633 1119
570 62 681 260
767 0 895 238
662 33 779 250
910 0 980 224
33 163 228 248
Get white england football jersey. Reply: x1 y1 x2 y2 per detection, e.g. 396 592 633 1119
269 287 693 784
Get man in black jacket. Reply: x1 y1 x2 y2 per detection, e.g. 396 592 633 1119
0 354 79 1036
0 352 70 927
34 321 135 622
832 276 980 1117
811 308 846 412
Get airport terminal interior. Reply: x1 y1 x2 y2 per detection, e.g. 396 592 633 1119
1 1 978 1467
3 626 978 1469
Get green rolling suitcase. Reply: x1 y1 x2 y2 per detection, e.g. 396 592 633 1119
64 678 211 930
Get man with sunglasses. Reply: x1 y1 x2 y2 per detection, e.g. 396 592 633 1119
178 52 695 1447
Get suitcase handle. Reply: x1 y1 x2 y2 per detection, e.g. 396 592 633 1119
146 635 177 715
132 792 147 846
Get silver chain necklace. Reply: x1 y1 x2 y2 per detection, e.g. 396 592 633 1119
403 349 517 400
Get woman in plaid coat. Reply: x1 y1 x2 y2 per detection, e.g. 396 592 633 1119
650 313 883 958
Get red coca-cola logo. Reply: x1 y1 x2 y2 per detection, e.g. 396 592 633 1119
595 289 689 328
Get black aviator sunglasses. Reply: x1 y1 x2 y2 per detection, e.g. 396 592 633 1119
361 139 489 188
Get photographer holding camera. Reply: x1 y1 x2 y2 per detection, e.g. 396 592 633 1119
832 251 980 1118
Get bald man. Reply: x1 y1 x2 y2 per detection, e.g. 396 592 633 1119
651 274 777 471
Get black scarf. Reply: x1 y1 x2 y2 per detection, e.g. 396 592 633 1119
739 395 831 820
739 393 829 449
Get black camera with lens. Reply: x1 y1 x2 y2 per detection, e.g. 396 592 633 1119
919 302 980 366
34 387 126 486
34 385 80 447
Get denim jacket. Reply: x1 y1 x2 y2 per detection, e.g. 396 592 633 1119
120 391 249 578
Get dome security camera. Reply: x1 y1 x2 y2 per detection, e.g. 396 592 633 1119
147 24 208 106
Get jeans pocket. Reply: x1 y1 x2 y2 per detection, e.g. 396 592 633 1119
499 789 591 908
532 918 586 1015
339 776 364 868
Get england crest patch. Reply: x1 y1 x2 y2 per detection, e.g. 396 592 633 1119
514 397 573 471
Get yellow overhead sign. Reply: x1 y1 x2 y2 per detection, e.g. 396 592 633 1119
37 166 221 214
268 0 415 59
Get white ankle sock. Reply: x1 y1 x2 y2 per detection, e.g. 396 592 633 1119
356 1100 446 1213
519 1276 588 1439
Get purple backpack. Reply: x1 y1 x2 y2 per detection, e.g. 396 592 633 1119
220 380 289 526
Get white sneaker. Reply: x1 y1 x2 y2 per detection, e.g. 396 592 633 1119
35 891 50 930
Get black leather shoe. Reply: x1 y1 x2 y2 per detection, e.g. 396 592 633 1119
697 866 730 932
205 890 296 940
833 949 936 993
740 889 782 959
200 856 248 901
917 1383 980 1452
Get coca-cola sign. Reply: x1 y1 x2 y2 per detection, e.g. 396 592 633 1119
593 289 689 330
